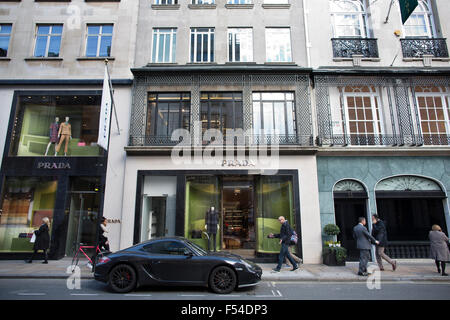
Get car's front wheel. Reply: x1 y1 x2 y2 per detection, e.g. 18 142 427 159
209 266 237 294
108 264 137 293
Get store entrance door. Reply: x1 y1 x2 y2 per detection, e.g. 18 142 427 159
221 176 255 258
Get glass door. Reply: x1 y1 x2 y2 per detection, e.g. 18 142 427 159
65 178 100 256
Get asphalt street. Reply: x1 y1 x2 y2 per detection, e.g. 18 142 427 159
1 279 450 300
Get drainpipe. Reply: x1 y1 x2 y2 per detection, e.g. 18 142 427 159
302 0 312 68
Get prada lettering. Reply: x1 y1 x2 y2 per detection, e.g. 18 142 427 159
221 159 256 167
37 162 71 170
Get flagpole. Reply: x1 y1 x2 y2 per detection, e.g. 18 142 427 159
384 0 395 23
104 59 121 135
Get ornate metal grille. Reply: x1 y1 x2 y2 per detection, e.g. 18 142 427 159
400 38 449 58
331 38 379 58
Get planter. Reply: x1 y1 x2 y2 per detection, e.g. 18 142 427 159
323 247 346 266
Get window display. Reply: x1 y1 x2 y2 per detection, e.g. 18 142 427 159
10 94 103 157
0 177 57 252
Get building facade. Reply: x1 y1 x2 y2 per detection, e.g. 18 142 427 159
0 0 137 259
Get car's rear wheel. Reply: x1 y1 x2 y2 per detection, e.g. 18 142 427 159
209 266 237 294
108 264 137 293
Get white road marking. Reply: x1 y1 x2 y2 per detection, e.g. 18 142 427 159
70 293 99 296
17 293 46 296
125 294 153 297
179 294 206 297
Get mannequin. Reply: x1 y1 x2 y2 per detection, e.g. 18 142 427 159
55 116 72 156
45 117 60 156
205 206 220 252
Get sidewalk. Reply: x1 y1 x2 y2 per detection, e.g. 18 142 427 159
0 258 449 282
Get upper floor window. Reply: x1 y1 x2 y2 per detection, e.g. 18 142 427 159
0 24 12 57
34 24 63 58
341 86 382 145
190 28 214 63
265 28 292 62
252 92 296 140
192 0 214 4
227 0 252 3
415 86 449 145
404 0 435 38
154 0 178 4
228 28 253 62
152 28 177 63
330 0 368 38
86 24 113 57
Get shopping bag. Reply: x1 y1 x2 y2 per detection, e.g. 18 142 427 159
30 233 36 243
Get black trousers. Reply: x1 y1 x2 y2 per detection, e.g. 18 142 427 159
207 233 217 252
29 249 48 262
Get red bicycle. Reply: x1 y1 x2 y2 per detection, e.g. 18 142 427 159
71 243 103 273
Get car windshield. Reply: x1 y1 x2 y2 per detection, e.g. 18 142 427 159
184 239 207 256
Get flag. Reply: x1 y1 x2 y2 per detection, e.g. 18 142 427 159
399 0 418 24
98 65 112 150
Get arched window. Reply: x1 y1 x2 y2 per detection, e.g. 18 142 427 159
330 0 368 38
404 0 435 38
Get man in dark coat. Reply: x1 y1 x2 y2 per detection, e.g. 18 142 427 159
269 216 298 272
353 217 379 276
371 214 397 271
26 217 50 264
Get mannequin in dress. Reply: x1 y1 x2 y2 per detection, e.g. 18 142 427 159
205 206 220 252
45 117 59 156
55 116 72 156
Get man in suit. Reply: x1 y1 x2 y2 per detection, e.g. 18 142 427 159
353 217 379 276
269 216 298 272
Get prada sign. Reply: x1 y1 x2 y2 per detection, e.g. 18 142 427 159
36 161 72 170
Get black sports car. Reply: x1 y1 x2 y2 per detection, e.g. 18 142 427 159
94 237 262 294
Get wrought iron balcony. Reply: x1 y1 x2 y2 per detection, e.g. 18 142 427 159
129 134 314 147
401 38 449 58
317 134 450 147
331 38 379 58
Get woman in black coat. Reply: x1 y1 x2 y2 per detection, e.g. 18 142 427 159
26 217 50 264
371 214 397 271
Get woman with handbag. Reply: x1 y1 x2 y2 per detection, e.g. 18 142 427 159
429 224 450 276
26 217 50 264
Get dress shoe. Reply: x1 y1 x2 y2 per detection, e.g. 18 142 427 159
291 266 298 271
357 272 368 276
25 260 32 263
42 261 48 264
392 260 397 271
442 273 448 276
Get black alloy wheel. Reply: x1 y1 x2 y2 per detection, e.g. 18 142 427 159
108 264 137 293
209 266 237 294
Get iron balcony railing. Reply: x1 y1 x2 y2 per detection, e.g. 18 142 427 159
129 134 314 147
317 134 450 147
331 38 379 58
400 38 449 58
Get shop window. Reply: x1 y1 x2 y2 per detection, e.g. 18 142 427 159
0 177 57 252
255 175 295 253
10 94 103 157
185 176 220 251
200 92 243 136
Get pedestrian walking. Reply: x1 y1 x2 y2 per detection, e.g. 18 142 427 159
429 224 450 276
371 214 397 271
98 217 110 252
26 217 50 264
353 217 379 276
268 216 298 272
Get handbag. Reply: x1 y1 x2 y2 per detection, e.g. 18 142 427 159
30 233 36 243
290 231 298 245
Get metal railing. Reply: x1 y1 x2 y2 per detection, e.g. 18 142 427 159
317 134 450 147
331 38 379 58
400 38 449 58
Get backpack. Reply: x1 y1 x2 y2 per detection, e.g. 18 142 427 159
290 230 298 245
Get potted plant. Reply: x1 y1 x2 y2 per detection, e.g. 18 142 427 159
322 224 347 266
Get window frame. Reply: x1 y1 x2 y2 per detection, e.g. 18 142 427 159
0 23 12 58
227 27 254 63
33 24 63 58
189 27 215 63
329 0 368 38
265 27 292 63
151 28 177 63
402 0 436 38
85 24 113 58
